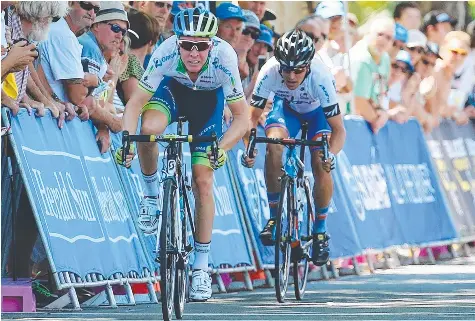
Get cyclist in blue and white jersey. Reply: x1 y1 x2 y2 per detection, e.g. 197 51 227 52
242 29 346 267
115 7 248 301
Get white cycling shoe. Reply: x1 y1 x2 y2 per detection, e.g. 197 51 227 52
189 270 212 302
137 197 159 235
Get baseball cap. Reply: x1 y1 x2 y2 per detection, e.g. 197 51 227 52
407 29 427 48
256 24 273 52
395 23 408 43
262 8 277 22
422 11 457 32
395 50 414 73
314 1 344 19
426 41 442 59
96 1 129 28
242 9 260 31
216 3 246 22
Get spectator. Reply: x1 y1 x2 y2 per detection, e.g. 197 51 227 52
78 1 129 152
114 10 160 112
393 1 421 31
387 50 414 123
432 31 471 124
314 1 344 41
422 10 456 46
236 9 260 80
462 21 475 119
389 23 408 61
242 1 272 22
243 24 273 100
136 1 171 37
350 17 394 133
406 29 427 66
3 2 68 120
216 3 245 48
38 1 102 122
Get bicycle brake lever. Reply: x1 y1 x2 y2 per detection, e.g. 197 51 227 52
211 132 218 168
122 130 130 165
322 133 329 163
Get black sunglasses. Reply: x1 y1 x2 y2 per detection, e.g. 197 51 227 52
304 31 319 44
242 28 260 40
321 33 328 41
79 1 100 14
421 58 435 67
280 65 308 74
155 2 172 10
107 23 127 36
391 63 410 74
408 46 425 54
178 40 212 52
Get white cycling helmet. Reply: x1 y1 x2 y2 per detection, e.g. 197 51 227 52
174 7 218 38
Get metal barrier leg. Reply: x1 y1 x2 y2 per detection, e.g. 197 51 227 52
243 271 254 291
411 248 420 265
450 244 459 259
124 282 136 305
105 283 117 308
264 269 274 288
329 261 339 279
426 248 436 265
321 265 330 280
463 243 472 257
146 280 159 304
215 272 227 293
366 253 375 273
352 257 361 275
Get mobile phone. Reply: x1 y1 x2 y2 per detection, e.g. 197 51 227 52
258 56 267 71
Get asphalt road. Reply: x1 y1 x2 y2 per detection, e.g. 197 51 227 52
3 256 475 321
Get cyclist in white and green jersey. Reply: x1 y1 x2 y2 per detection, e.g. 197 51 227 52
115 7 248 301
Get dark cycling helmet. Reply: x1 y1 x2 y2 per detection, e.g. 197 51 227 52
274 29 315 68
174 7 218 38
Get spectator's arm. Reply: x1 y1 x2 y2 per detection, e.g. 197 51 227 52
120 77 139 103
354 96 378 122
62 79 89 106
1 41 37 80
351 61 379 122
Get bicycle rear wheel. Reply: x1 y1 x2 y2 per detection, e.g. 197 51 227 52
275 176 293 303
161 179 178 321
293 178 312 300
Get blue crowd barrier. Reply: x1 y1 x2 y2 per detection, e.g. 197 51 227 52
3 109 151 280
426 120 475 239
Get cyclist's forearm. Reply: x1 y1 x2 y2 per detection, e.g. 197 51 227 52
220 112 247 151
327 116 346 155
242 106 263 148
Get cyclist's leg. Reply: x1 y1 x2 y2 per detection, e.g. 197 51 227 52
260 98 300 244
304 107 332 265
137 77 178 234
177 84 224 301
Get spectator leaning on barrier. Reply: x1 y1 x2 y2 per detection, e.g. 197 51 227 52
389 23 408 61
243 24 273 100
216 2 245 48
236 9 260 81
433 31 471 125
78 1 129 152
387 50 415 124
393 1 421 31
422 10 456 46
461 21 475 119
136 1 172 39
2 2 68 120
406 29 427 67
38 1 103 124
350 17 394 133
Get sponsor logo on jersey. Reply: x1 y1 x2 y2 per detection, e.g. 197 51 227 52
319 84 330 104
256 75 268 94
212 57 235 87
153 51 178 68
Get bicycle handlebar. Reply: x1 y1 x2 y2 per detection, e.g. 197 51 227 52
246 128 330 162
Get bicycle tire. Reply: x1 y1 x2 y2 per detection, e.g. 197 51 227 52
293 177 312 300
161 179 178 321
275 176 293 303
174 181 191 319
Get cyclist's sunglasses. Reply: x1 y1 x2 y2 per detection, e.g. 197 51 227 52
79 1 100 14
107 23 127 36
280 65 308 74
242 28 260 40
178 40 212 52
155 1 172 10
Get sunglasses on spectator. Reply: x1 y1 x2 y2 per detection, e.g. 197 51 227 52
280 65 308 74
449 48 468 56
391 63 410 74
79 1 100 14
421 59 435 67
304 31 320 44
377 32 393 41
107 23 127 36
408 46 425 54
242 28 260 40
321 33 328 41
155 2 172 10
178 40 212 52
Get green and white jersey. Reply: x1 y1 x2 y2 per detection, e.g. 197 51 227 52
139 35 244 104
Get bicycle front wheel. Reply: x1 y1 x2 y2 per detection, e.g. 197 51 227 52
161 179 178 321
293 177 312 300
275 176 293 303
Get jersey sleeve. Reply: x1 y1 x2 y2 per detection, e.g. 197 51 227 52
216 44 245 104
139 36 178 94
250 58 276 109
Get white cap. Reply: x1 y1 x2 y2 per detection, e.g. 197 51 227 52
406 29 427 48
